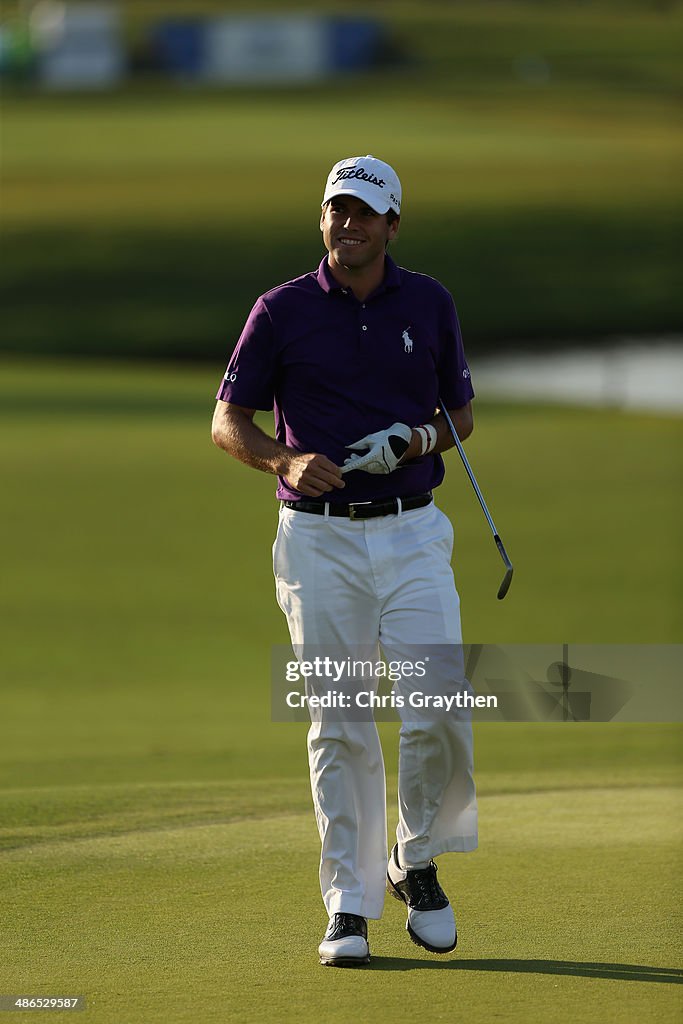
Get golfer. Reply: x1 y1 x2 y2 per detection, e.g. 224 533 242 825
212 155 478 966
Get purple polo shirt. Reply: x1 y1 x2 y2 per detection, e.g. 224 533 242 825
216 255 474 502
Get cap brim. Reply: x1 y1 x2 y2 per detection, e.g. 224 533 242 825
322 187 393 216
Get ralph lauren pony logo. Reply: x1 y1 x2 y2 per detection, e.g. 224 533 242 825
402 329 414 353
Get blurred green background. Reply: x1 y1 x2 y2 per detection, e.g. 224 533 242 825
2 0 682 356
1 3 682 1023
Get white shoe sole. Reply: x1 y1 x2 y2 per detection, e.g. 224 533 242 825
319 953 371 967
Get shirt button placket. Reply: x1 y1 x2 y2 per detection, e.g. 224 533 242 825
359 301 368 337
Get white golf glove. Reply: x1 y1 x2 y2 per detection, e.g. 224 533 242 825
341 422 413 475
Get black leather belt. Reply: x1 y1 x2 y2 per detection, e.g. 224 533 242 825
282 492 433 521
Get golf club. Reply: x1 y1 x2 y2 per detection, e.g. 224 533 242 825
438 398 514 600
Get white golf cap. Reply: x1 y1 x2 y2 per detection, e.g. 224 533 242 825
322 155 402 215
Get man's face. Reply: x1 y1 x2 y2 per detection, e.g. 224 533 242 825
320 195 399 272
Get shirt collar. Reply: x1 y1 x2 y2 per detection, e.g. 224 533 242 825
316 254 402 298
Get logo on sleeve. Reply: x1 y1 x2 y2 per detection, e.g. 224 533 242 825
402 328 414 353
462 367 471 379
224 369 237 382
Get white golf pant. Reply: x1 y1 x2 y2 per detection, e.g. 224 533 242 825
273 500 478 920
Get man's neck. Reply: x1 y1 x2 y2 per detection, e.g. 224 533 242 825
326 255 386 302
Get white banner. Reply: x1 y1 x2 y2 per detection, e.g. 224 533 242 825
202 16 327 83
36 2 125 89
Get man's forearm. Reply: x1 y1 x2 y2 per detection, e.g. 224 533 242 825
401 405 474 463
212 402 346 498
432 405 473 453
211 405 292 476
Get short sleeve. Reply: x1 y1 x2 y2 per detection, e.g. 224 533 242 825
436 290 475 409
215 297 277 410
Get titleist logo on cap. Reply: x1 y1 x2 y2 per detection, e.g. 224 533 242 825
331 165 386 189
323 155 402 215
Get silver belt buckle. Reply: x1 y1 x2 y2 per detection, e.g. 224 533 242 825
348 501 372 520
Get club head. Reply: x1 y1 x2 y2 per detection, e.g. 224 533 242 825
497 565 514 600
493 534 514 600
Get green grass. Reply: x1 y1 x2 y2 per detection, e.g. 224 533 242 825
1 1 681 354
2 783 682 1023
0 359 681 1021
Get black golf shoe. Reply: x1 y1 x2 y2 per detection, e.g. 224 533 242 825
386 844 457 953
318 912 370 967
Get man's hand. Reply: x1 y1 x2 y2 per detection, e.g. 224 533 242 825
341 422 413 476
284 453 345 497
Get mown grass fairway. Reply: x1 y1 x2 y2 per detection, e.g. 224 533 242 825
3 787 681 1023
1 361 681 1022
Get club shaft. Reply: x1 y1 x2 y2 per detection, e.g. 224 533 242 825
439 401 498 537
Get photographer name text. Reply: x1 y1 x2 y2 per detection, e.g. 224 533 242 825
285 690 497 711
